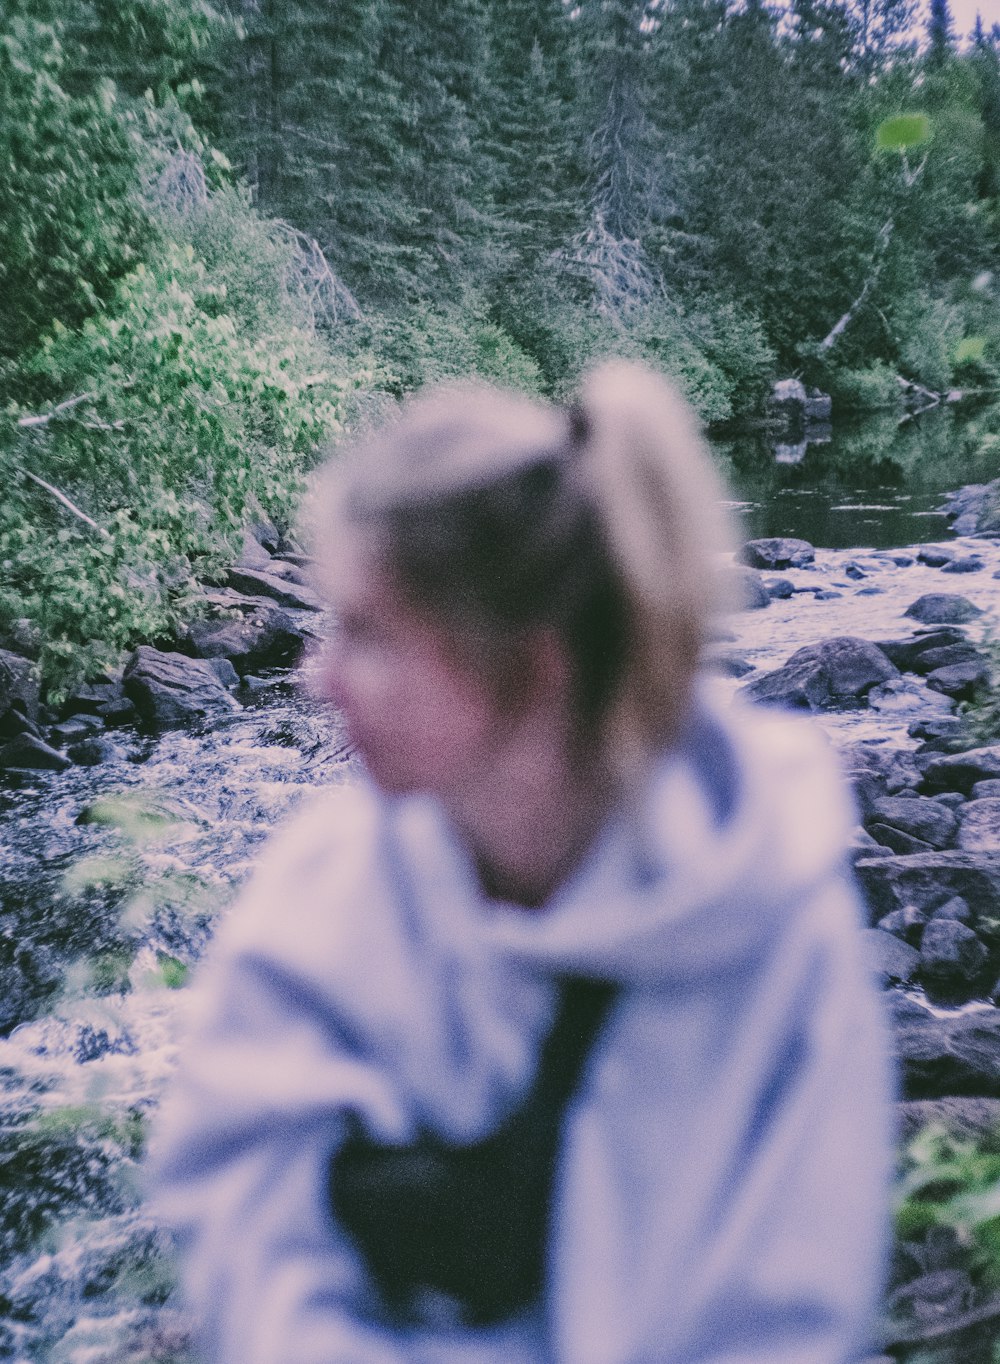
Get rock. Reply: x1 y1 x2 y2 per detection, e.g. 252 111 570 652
861 928 919 985
740 537 815 570
956 799 1000 853
866 824 933 855
909 715 970 752
903 594 984 625
940 478 1000 537
706 649 754 678
123 646 242 730
930 896 973 925
764 576 795 600
0 648 40 728
237 528 274 571
67 737 116 766
225 567 325 612
48 715 104 745
921 745 1000 795
866 796 957 849
896 1096 1000 1144
855 851 1000 924
925 660 991 701
739 636 897 711
732 568 770 611
185 596 313 673
813 589 841 600
866 677 953 717
878 629 968 673
767 377 807 418
918 918 989 987
972 780 1000 799
887 1269 973 1329
843 561 868 580
58 676 126 720
0 733 72 771
206 657 240 689
804 390 832 421
941 556 984 574
889 993 1000 1097
913 643 985 674
932 793 966 809
249 518 282 554
917 545 956 567
840 742 921 814
0 708 42 741
877 906 927 946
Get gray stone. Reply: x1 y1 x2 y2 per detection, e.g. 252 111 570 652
887 1269 973 1329
855 851 1000 923
739 537 815 570
237 528 274 571
889 993 1000 1097
917 545 956 567
896 1096 1000 1143
930 896 973 925
226 567 324 612
58 676 126 720
941 556 984 574
764 576 795 600
48 714 104 745
185 597 312 673
0 648 40 725
740 636 897 711
867 796 957 849
206 657 240 689
956 799 1000 853
733 568 770 611
918 918 989 986
932 793 966 809
0 733 72 771
861 928 919 985
876 906 927 945
879 629 968 673
972 780 1000 799
914 643 985 674
67 737 116 766
866 824 933 855
123 646 241 730
706 649 754 678
925 659 991 700
921 745 1000 795
903 594 984 625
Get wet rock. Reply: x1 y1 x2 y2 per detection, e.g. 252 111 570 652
67 737 116 766
0 648 40 731
972 780 1000 799
764 576 795 600
921 745 1000 795
58 675 131 723
866 796 957 849
48 714 104 745
941 478 1000 537
941 556 984 574
855 851 1000 923
813 588 842 600
0 708 43 741
914 643 985 673
249 518 283 554
903 594 984 625
866 824 933 855
206 657 239 689
123 646 241 730
925 659 991 701
840 742 921 814
908 714 971 753
739 537 815 570
956 799 1000 853
706 649 754 678
867 677 953 717
917 545 956 568
844 561 868 579
877 905 927 946
918 918 989 987
878 629 968 673
0 734 72 771
932 792 966 809
889 993 1000 1097
740 636 897 711
861 928 919 985
237 528 274 571
225 567 324 612
930 896 973 924
732 568 770 610
185 595 313 674
896 1096 1000 1144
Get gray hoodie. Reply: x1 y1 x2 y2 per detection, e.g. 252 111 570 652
150 689 893 1364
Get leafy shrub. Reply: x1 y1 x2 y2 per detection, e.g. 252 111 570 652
685 301 776 418
891 290 965 393
960 629 1000 747
825 362 901 411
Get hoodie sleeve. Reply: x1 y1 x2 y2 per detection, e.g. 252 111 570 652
148 795 415 1364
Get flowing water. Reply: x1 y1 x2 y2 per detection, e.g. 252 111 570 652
0 403 998 1361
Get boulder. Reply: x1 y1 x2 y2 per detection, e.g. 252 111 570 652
972 780 1000 799
876 905 927 946
925 660 991 701
732 568 770 611
123 646 241 730
48 715 104 745
913 643 985 674
896 1096 1000 1144
67 736 116 766
956 799 1000 854
921 745 1000 795
889 993 1000 1097
0 733 72 771
0 648 40 727
878 629 968 673
917 546 956 568
918 918 989 987
941 556 984 574
865 825 933 855
237 528 274 571
861 928 919 985
866 796 957 850
185 596 314 674
855 851 1000 924
903 594 984 625
225 567 324 613
764 577 795 600
739 537 815 570
908 714 971 753
940 478 1000 537
739 636 896 711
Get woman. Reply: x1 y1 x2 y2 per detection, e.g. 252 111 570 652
152 362 892 1364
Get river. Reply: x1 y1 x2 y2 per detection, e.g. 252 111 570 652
0 403 997 1361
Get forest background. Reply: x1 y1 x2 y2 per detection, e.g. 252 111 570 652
2 0 1000 696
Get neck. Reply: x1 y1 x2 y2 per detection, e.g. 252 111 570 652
446 731 616 910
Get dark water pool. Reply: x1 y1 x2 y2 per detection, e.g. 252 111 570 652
712 401 1000 549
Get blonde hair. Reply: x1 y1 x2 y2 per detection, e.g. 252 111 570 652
311 361 735 774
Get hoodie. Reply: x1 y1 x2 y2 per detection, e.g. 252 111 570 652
150 688 893 1364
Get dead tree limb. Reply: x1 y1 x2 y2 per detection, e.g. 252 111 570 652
816 219 894 356
17 393 96 429
18 468 111 538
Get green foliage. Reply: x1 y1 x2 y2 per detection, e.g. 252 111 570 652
892 291 965 391
825 363 902 410
960 629 1000 746
877 113 933 152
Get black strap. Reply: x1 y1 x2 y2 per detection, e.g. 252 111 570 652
329 976 618 1325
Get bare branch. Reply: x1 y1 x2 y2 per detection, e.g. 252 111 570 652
18 468 111 538
272 221 363 327
17 393 96 429
816 219 894 355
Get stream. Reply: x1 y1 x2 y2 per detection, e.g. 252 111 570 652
0 403 998 1362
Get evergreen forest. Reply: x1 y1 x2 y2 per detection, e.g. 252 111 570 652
2 0 1000 691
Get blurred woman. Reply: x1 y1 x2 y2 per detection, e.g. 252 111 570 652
152 362 892 1364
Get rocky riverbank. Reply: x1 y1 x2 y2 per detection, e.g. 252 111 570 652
0 484 999 1361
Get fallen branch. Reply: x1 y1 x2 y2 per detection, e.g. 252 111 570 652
18 468 111 538
17 393 96 429
816 220 893 356
882 1293 1000 1350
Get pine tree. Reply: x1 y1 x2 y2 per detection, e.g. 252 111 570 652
927 0 954 66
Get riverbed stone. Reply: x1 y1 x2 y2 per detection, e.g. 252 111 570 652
48 715 104 745
913 643 984 674
123 646 241 730
972 780 1000 799
941 478 1000 537
866 796 957 850
903 594 984 625
739 537 815 570
920 745 1000 795
918 919 989 988
185 596 312 674
908 715 970 752
896 1097 1000 1143
930 896 973 924
855 851 1000 923
956 800 1000 853
764 576 795 599
861 928 920 985
889 993 1000 1097
931 792 966 809
0 734 72 772
941 556 984 574
732 568 770 610
67 736 116 766
0 649 40 729
237 528 274 571
878 629 968 674
926 659 991 701
740 636 897 711
917 545 956 567
865 824 933 855
225 567 324 612
877 905 927 946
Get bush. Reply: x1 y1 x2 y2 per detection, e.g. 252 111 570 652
825 362 901 411
891 290 964 393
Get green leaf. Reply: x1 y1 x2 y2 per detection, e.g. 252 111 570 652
876 114 932 153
